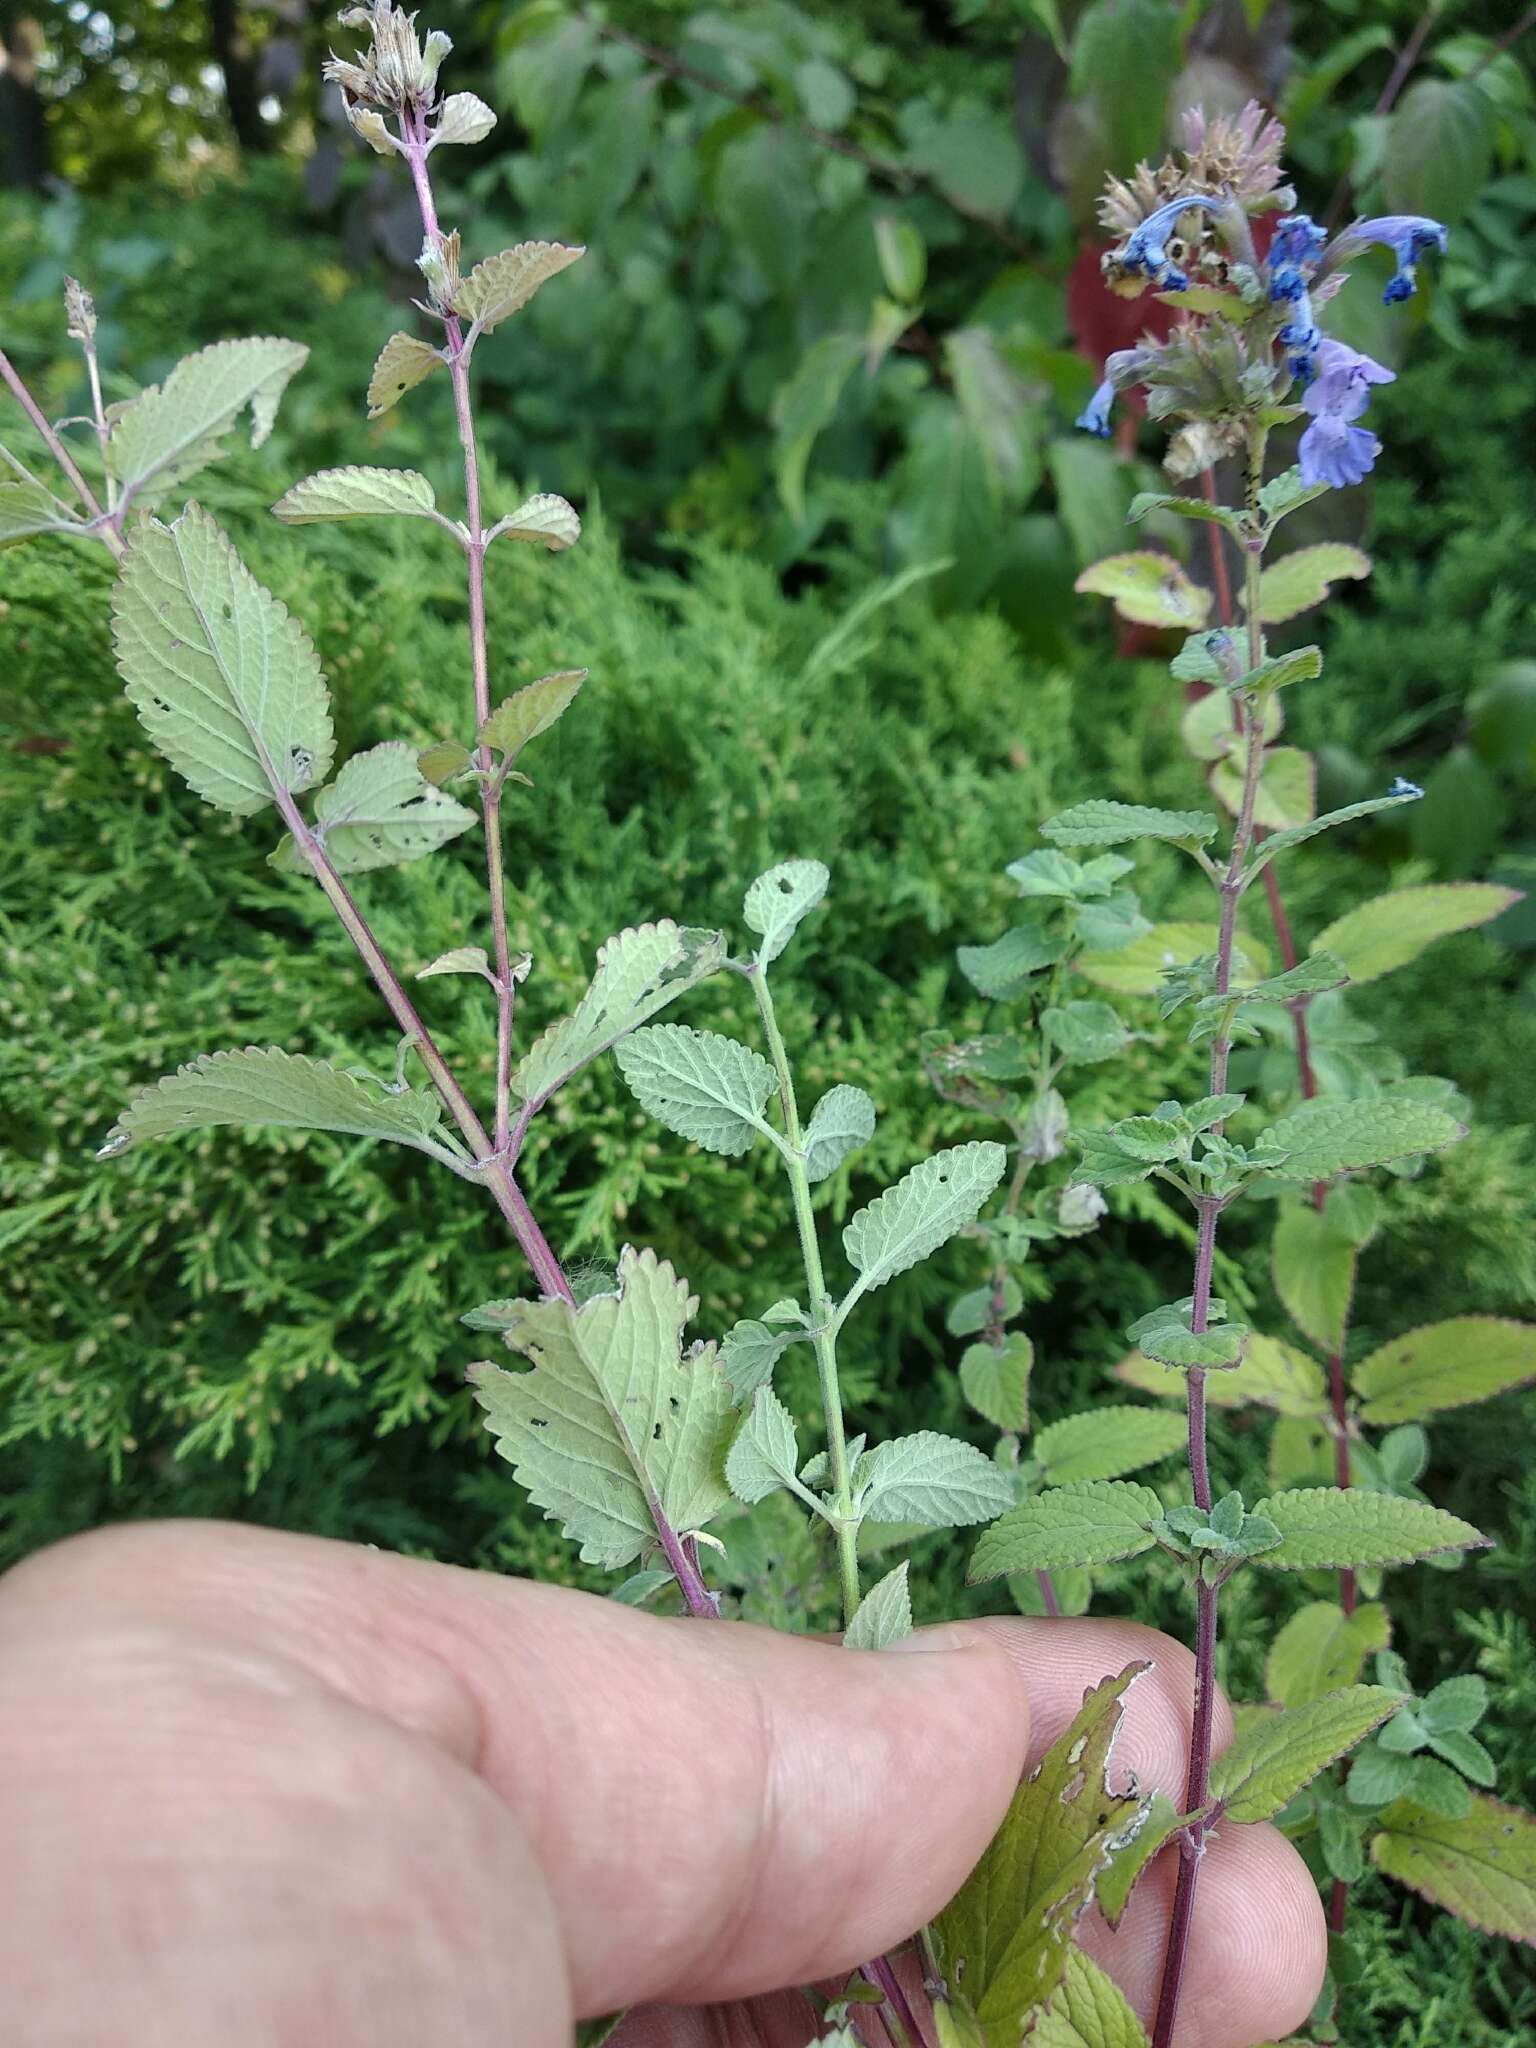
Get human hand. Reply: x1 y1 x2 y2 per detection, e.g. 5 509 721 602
0 1522 1324 2045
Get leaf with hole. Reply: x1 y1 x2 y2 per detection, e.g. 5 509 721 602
1075 551 1212 629
366 332 445 417
615 1025 776 1156
743 859 830 966
842 1143 1007 1300
273 743 476 874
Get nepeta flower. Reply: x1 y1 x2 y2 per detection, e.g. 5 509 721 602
1328 216 1449 303
1298 339 1395 489
1390 777 1424 799
1114 193 1224 292
1076 346 1162 437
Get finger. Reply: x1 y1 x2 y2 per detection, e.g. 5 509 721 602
976 1618 1327 2048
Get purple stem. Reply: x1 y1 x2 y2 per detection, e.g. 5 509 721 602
0 344 122 556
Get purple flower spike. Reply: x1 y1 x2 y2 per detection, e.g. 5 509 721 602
1298 338 1396 489
1330 215 1448 304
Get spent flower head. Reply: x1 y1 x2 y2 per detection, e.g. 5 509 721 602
325 0 451 144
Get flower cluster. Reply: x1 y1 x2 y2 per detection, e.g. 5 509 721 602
1077 105 1446 492
323 0 495 155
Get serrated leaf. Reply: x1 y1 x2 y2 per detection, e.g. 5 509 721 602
103 1046 447 1160
1421 1675 1489 1737
959 1333 1034 1434
1075 550 1212 629
1259 1095 1465 1182
1313 884 1521 986
842 1142 1007 1299
1033 1406 1186 1486
1246 645 1324 694
366 331 445 418
273 742 476 874
802 1084 877 1182
1372 1794 1536 1947
1031 1946 1152 2048
1210 1687 1405 1823
1245 788 1420 876
0 477 90 548
456 240 585 335
478 670 586 768
271 466 439 525
513 921 727 1111
1258 466 1329 523
1249 1488 1489 1572
1426 1728 1496 1786
1077 921 1270 998
417 946 491 981
844 1561 913 1649
1247 544 1371 624
855 1431 1015 1528
930 1663 1149 2046
1267 1601 1392 1710
1274 1202 1356 1353
969 1481 1162 1580
725 1386 802 1505
1126 1301 1248 1370
487 492 581 551
1041 1001 1128 1065
1127 489 1239 534
743 859 830 965
1117 1331 1328 1417
957 923 1066 998
1042 800 1218 848
718 1319 794 1403
107 336 307 504
1094 1792 1184 1934
1213 745 1315 832
615 1024 776 1156
1353 1317 1536 1426
111 502 334 815
434 89 497 146
469 1245 735 1570
417 739 472 785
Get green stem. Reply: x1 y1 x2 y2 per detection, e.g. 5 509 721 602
749 963 862 1626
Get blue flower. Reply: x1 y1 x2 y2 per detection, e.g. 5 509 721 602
1073 346 1158 439
1389 777 1424 799
1298 338 1395 489
1270 214 1327 271
1331 215 1448 304
1077 379 1115 437
1118 193 1223 292
1279 291 1321 383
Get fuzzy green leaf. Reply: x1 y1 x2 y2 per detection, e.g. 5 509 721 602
1042 800 1218 848
107 336 307 504
365 331 445 417
855 1431 1015 1528
0 477 90 548
102 1046 447 1161
273 742 476 874
486 492 582 551
1273 1202 1356 1353
1074 550 1212 629
959 1333 1034 1434
1258 1095 1465 1182
1266 1601 1392 1710
417 946 492 982
957 923 1066 998
802 1084 877 1182
470 1245 736 1570
1212 744 1315 832
1258 466 1330 523
1313 884 1522 986
1128 490 1239 535
615 1024 776 1156
1371 1794 1536 1947
969 1481 1162 1580
1210 1687 1406 1823
842 1142 1007 1299
719 1319 795 1403
744 859 830 965
514 922 727 1111
479 670 586 768
844 1561 914 1649
1247 544 1371 624
1244 788 1420 876
1353 1317 1536 1426
725 1386 803 1505
1033 1406 1186 1486
112 502 334 815
930 1663 1149 2046
1118 1332 1327 1417
1126 1301 1248 1370
271 466 439 525
1041 1001 1129 1064
1249 1488 1489 1572
456 240 585 335
1031 1947 1152 2048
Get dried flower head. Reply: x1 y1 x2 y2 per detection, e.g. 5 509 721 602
325 1 450 120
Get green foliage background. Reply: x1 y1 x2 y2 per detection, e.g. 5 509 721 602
3 0 1536 2036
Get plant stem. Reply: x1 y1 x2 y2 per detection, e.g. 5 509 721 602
749 963 862 1627
78 327 116 512
0 344 123 556
1152 431 1270 2048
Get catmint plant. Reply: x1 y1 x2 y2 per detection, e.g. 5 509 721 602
7 29 1536 2048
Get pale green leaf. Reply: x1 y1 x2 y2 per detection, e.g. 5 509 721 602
1372 1793 1536 1946
1247 544 1371 624
1249 1488 1489 1572
1258 466 1330 523
743 859 830 965
725 1386 803 1505
959 1333 1034 1434
366 331 445 418
1125 1300 1248 1370
1031 1947 1152 2048
1074 551 1212 629
107 336 307 504
1259 1095 1465 1182
417 739 472 785
1042 800 1218 848
802 1084 877 1182
0 477 91 548
111 501 334 815
969 1481 1162 1580
1353 1317 1536 1426
273 742 476 874
842 1142 1007 1299
844 1561 914 1649
1266 1601 1392 1710
271 466 439 525
1128 489 1239 535
456 240 585 335
1078 922 1269 998
1382 77 1497 225
1041 1001 1129 1064
1244 788 1420 876
485 492 582 551
874 215 926 302
1033 1406 1186 1486
1119 1332 1328 1417
434 90 497 146
469 1245 736 1569
615 1024 776 1156
479 670 586 767
1273 1202 1356 1352
417 946 492 982
957 923 1066 998
930 1663 1149 2046
1209 1686 1406 1822
513 922 727 1111
1213 745 1315 831
855 1431 1015 1528
719 1319 794 1403
102 1045 447 1162
1094 1793 1183 1933
1313 884 1521 986
772 333 864 518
